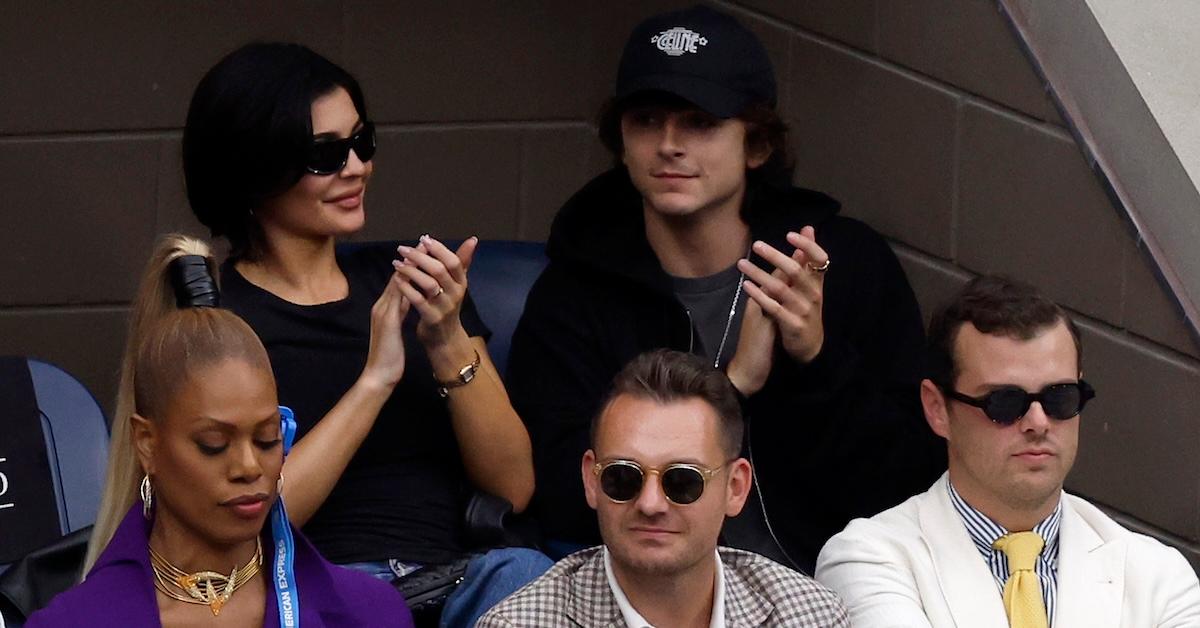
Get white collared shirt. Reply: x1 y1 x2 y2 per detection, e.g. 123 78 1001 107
603 546 726 628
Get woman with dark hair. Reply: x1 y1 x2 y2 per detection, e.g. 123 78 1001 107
174 43 547 626
33 235 412 627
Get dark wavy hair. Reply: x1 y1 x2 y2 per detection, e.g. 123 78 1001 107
596 92 791 185
183 42 367 260
926 275 1083 389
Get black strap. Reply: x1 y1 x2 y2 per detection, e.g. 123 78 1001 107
0 356 61 564
170 255 219 308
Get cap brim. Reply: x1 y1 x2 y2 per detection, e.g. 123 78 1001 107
616 74 749 118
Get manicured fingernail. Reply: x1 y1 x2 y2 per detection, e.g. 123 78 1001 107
392 260 403 269
419 233 431 243
398 245 411 253
469 235 479 243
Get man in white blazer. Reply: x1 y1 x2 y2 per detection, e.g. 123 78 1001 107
815 275 1200 628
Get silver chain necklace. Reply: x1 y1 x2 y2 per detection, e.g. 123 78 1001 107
712 271 746 368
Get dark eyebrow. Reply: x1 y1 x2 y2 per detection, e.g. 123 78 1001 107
312 119 364 142
192 411 280 430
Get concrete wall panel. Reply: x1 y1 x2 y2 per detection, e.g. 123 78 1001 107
353 126 521 242
0 137 160 305
518 126 597 242
1069 322 1200 541
0 308 128 419
734 0 877 52
0 2 341 134
957 101 1125 323
876 0 1060 124
789 35 958 258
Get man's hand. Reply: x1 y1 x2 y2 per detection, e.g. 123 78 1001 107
726 297 776 396
736 226 828 366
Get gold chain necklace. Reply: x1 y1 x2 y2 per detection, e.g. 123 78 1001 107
149 538 263 616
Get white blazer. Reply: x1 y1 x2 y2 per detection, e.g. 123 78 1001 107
815 473 1200 627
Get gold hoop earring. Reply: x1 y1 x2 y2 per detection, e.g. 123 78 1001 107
276 473 284 496
140 474 154 520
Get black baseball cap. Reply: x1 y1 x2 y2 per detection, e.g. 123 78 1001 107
615 5 776 118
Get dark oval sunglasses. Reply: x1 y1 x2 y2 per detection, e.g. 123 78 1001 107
944 380 1095 425
306 122 377 175
593 459 726 505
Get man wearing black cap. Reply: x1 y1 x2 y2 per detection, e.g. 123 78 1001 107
507 4 946 574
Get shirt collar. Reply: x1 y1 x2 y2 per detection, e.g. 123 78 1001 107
603 547 727 628
946 479 1063 561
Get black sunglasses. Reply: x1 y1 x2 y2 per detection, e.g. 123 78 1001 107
306 122 377 175
593 459 726 505
944 380 1095 425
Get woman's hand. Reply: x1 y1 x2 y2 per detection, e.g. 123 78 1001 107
360 272 410 390
393 235 478 361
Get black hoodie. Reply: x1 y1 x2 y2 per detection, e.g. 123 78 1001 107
507 168 947 573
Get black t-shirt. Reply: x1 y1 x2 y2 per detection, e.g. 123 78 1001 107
221 242 490 565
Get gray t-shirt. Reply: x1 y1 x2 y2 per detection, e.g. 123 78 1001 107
671 263 746 369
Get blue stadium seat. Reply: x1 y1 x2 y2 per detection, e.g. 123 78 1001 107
464 240 547 374
28 360 110 535
0 358 109 627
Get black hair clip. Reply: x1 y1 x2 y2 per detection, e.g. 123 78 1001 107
169 255 220 308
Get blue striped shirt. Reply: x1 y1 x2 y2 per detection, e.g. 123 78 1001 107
947 480 1062 627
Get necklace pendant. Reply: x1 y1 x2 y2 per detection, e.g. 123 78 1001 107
209 597 224 616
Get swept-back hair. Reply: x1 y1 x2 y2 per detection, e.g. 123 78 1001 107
592 349 744 458
83 234 271 574
926 275 1083 388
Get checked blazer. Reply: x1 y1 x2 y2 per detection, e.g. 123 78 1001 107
476 546 849 627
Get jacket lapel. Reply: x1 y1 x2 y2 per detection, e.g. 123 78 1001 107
564 550 625 628
1052 498 1123 628
918 476 1009 628
722 562 773 627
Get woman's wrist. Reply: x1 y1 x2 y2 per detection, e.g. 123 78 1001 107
426 330 477 381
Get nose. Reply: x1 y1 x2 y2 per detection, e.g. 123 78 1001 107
229 440 265 484
1019 401 1052 435
340 147 369 177
633 470 670 517
655 116 685 159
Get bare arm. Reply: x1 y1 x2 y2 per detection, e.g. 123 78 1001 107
393 236 535 511
280 272 410 526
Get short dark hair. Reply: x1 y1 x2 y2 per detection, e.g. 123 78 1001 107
927 275 1083 388
596 92 792 185
592 349 744 459
183 42 367 260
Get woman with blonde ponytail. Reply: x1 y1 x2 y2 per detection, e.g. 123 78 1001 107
28 234 412 627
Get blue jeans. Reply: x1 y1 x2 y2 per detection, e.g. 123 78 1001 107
341 548 552 627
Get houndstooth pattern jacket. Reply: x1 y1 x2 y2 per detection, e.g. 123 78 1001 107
476 546 849 627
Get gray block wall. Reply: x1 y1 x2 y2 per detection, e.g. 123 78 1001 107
2 1 1196 561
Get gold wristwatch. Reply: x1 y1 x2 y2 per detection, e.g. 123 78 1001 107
436 350 481 398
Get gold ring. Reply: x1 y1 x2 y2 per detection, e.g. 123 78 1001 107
807 259 831 274
432 287 445 298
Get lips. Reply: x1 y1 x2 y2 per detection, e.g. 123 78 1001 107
1013 449 1055 460
652 172 696 179
326 188 364 208
221 493 269 519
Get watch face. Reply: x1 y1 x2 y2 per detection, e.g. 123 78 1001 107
462 369 475 384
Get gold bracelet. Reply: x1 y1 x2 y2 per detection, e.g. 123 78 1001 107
436 350 481 398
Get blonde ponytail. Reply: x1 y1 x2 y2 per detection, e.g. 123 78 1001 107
83 234 237 574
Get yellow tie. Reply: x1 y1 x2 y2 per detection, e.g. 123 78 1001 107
992 532 1048 628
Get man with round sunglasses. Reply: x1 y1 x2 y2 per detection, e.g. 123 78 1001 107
816 276 1200 627
480 350 848 627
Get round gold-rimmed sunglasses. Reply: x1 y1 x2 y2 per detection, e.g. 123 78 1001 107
593 459 728 505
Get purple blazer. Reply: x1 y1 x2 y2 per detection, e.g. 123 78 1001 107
26 506 413 627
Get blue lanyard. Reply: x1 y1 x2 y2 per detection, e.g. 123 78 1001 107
271 405 301 628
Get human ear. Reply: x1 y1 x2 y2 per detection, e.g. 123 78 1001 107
724 458 753 517
582 449 599 510
131 413 158 476
920 379 951 439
